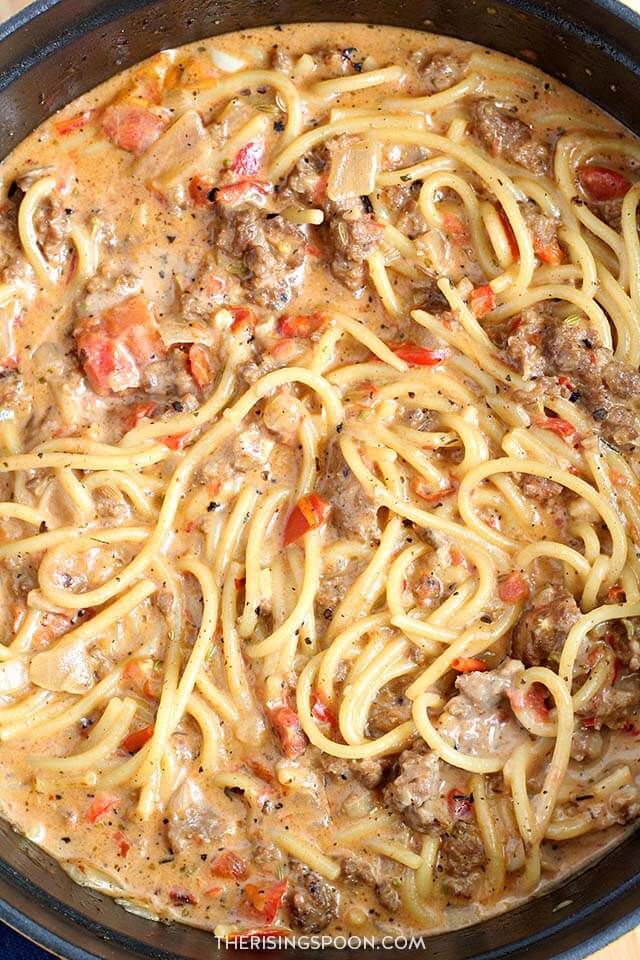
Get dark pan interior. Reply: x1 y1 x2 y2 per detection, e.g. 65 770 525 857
1 1 640 958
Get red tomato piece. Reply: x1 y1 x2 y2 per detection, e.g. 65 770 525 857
413 478 458 504
496 205 520 260
278 312 325 338
169 889 197 906
508 683 549 722
270 706 307 758
498 572 529 603
391 344 447 366
607 583 627 603
211 851 248 880
535 415 579 442
113 830 130 858
188 343 213 389
124 401 157 431
533 234 564 265
469 284 496 318
311 695 337 727
87 792 119 823
441 211 469 244
159 432 190 450
230 306 257 333
451 657 488 673
189 174 216 205
283 492 330 546
245 881 288 924
446 788 474 821
231 140 265 177
101 103 165 155
577 165 631 201
74 295 164 395
121 724 155 754
214 178 271 206
55 110 93 137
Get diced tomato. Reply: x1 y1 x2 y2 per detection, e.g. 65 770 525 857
496 205 519 260
451 657 488 673
113 830 130 858
214 178 271 206
247 758 275 783
188 343 213 389
607 583 627 604
413 477 458 504
234 576 246 591
441 211 469 244
312 175 328 204
159 432 190 450
269 706 307 759
507 683 549 722
232 141 265 177
450 546 466 567
169 889 197 906
311 695 337 727
230 306 257 333
609 470 628 488
124 401 157 430
101 103 165 155
87 792 119 823
623 721 639 736
121 657 154 687
54 110 93 137
204 886 224 898
534 234 564 265
74 295 164 395
189 174 216 205
447 788 474 821
278 312 325 338
391 344 447 366
498 571 529 603
245 880 288 923
211 851 248 880
306 243 323 258
283 492 330 546
469 284 495 318
121 724 155 754
577 165 631 202
535 415 579 443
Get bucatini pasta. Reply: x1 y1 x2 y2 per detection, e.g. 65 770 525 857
0 20 639 942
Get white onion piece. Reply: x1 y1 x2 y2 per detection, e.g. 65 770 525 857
0 658 28 695
327 139 379 201
209 48 247 73
29 642 93 694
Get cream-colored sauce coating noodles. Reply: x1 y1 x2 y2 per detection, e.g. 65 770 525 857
0 21 640 941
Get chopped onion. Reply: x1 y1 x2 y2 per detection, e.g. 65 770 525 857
327 139 379 201
294 53 316 78
134 109 209 182
0 658 28 695
30 642 93 694
209 48 247 73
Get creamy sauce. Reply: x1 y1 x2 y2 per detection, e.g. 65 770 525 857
0 21 639 941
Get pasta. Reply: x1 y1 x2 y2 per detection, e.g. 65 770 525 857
0 19 639 943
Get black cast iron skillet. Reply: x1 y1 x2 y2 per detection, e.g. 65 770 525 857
1 0 640 957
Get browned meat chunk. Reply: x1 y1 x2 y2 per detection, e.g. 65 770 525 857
413 50 465 93
439 659 527 759
310 45 362 79
580 675 640 731
320 753 390 789
284 151 383 291
518 473 564 502
470 99 549 174
213 204 305 309
512 587 580 668
288 864 339 932
326 200 384 290
166 779 222 853
317 439 380 542
367 678 412 738
439 821 487 899
570 725 604 762
384 748 462 832
607 619 640 672
505 307 547 380
375 878 402 912
342 855 377 886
